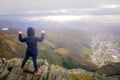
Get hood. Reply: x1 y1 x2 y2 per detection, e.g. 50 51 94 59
27 27 35 36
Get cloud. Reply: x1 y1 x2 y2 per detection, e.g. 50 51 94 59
0 0 119 13
1 6 120 16
22 15 120 24
99 4 120 9
1 28 9 31
0 0 119 29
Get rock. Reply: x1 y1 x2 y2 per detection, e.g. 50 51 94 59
96 62 120 80
6 67 21 80
10 58 22 67
0 58 70 80
2 58 7 64
25 74 33 80
1 58 119 80
96 62 120 76
39 60 49 80
0 69 9 78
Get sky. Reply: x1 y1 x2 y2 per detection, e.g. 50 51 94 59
0 0 120 24
0 0 120 14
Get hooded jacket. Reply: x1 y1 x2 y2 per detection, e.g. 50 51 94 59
18 27 45 56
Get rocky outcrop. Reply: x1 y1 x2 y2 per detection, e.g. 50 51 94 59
97 62 120 79
0 58 70 80
1 58 120 80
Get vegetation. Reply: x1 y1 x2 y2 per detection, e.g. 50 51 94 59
0 28 94 69
63 56 77 69
70 72 95 80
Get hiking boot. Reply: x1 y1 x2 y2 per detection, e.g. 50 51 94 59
35 69 41 75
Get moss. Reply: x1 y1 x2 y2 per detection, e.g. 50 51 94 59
79 74 95 80
69 72 79 80
69 71 95 80
24 60 31 69
55 65 62 69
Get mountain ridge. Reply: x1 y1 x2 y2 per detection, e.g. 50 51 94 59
0 58 120 80
0 28 95 70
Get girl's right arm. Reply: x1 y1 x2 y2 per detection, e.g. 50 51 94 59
36 30 45 42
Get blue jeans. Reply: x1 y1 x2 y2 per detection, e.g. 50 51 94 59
21 55 38 71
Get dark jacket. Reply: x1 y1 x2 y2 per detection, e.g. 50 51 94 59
18 27 45 56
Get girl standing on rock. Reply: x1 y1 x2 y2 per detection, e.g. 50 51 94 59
18 27 45 75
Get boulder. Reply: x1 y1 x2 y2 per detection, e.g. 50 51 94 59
96 62 120 76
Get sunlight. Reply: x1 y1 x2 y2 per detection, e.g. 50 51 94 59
100 4 119 9
60 9 68 13
1 28 8 31
23 15 92 23
23 15 120 24
24 17 41 21
42 15 82 22
42 15 91 23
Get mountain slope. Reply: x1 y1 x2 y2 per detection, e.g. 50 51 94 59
38 29 93 68
0 28 95 70
0 20 98 70
0 31 25 58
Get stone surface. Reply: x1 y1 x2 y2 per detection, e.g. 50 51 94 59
0 58 70 80
0 58 120 80
96 62 120 80
97 62 120 76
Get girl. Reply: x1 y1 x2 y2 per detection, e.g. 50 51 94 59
18 27 45 75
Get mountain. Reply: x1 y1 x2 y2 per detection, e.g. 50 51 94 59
0 19 120 70
0 20 36 30
0 26 95 70
0 58 120 80
0 31 25 58
0 18 120 33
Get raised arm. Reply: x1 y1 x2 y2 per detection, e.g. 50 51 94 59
36 30 45 42
18 31 26 42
